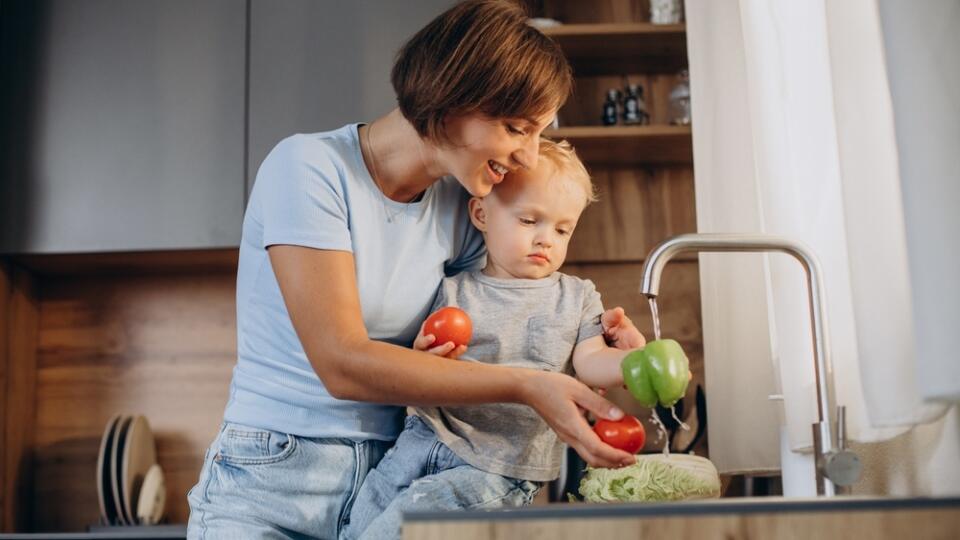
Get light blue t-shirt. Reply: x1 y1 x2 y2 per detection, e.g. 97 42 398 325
224 124 485 441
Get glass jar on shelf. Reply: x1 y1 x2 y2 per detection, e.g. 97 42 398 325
650 0 684 24
669 69 691 126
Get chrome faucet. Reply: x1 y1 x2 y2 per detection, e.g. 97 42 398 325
639 233 861 496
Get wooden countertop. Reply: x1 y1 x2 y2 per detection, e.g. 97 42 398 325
403 496 960 540
0 524 186 539
405 495 960 522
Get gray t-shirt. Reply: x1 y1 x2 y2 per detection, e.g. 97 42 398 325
413 270 605 481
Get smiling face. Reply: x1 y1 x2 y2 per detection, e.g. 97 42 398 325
440 112 557 197
470 159 590 279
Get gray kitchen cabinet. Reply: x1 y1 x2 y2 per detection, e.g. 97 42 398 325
246 0 457 196
0 0 459 254
0 0 246 254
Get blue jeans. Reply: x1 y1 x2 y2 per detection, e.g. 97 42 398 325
342 415 542 540
186 422 391 539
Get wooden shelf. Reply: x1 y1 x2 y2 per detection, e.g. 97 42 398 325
540 23 688 75
545 125 693 165
6 248 239 277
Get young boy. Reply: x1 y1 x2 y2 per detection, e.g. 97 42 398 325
343 139 640 540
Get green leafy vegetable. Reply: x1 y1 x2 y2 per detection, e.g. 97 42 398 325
578 454 721 503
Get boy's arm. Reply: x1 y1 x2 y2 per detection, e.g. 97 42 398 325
572 335 636 388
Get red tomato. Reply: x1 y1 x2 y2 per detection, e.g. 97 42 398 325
593 415 646 454
423 307 472 348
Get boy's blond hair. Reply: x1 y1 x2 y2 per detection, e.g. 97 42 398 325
538 138 597 205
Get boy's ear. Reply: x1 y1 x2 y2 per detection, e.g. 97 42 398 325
468 197 487 231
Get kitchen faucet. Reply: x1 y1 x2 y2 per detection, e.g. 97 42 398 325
639 233 861 496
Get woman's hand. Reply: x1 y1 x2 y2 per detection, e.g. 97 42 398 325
601 307 646 349
413 322 468 359
520 371 637 469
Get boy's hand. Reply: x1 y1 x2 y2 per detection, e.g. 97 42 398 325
414 323 468 359
601 307 646 349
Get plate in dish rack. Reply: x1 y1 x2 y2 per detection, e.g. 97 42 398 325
110 415 134 525
122 414 158 525
96 414 122 525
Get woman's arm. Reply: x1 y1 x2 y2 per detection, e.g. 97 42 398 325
269 245 636 468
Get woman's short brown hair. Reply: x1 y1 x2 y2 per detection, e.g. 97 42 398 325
392 0 572 144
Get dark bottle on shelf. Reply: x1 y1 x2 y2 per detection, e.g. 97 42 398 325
602 88 620 126
623 84 650 125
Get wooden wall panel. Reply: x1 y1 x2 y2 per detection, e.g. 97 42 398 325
0 263 8 531
566 166 697 262
0 263 8 532
30 272 236 531
1 264 39 532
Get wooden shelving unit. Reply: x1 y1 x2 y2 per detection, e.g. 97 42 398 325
540 23 688 75
536 0 706 467
546 125 692 165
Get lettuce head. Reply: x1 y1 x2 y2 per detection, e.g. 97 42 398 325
579 454 721 503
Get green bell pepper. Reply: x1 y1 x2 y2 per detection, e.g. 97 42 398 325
621 339 690 408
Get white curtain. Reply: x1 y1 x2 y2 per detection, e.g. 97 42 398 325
684 0 955 483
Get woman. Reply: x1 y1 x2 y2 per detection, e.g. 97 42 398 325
187 1 643 538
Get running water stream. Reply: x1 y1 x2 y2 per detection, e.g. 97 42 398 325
648 297 662 341
646 296 689 456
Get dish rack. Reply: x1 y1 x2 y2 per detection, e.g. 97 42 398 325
95 414 167 527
